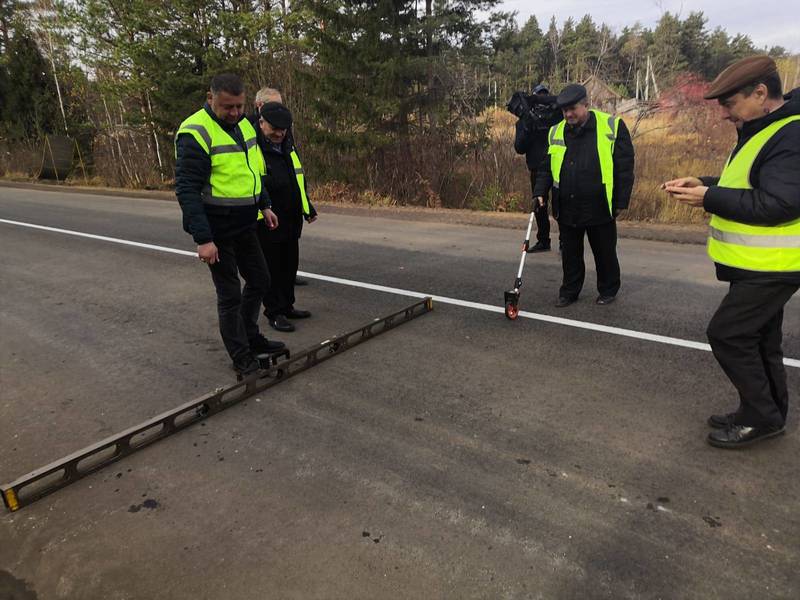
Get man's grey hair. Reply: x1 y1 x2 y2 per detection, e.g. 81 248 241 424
255 87 283 106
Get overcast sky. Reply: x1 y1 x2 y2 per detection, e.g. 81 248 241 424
500 0 799 53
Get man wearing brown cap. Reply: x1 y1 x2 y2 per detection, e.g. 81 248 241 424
533 83 635 307
664 55 800 449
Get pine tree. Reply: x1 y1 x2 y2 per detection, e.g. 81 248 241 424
0 17 59 139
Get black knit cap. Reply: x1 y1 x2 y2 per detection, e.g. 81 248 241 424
259 101 292 129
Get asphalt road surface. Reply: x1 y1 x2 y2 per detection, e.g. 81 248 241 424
1 185 798 600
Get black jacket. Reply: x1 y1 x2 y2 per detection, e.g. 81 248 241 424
514 98 562 171
533 112 635 226
175 104 269 245
258 136 317 243
700 87 800 283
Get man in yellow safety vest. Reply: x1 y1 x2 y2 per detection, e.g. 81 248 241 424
665 56 800 449
255 101 317 333
533 83 635 308
175 73 285 378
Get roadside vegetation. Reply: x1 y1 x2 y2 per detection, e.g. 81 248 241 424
0 1 797 223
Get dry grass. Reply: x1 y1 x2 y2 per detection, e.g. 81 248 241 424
305 102 736 224
0 140 40 177
627 105 733 223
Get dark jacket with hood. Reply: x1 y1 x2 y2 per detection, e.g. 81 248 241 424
700 87 800 283
256 134 317 243
175 104 270 245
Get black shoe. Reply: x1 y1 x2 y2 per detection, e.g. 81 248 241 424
596 295 616 305
707 424 785 449
555 296 576 308
232 353 261 378
527 241 551 253
285 307 312 319
295 277 309 286
268 315 295 332
707 412 737 429
250 333 287 353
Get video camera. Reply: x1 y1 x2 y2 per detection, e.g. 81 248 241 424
506 86 559 131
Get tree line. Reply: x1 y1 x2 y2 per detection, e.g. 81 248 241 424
0 0 794 205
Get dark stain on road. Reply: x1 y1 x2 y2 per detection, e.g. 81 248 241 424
128 498 160 513
703 516 722 528
0 570 38 599
515 458 531 465
362 530 383 543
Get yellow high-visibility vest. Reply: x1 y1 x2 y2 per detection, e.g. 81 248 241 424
175 108 261 206
707 115 800 272
257 147 310 221
547 109 620 215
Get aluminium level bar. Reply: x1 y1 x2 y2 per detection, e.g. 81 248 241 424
1 297 433 512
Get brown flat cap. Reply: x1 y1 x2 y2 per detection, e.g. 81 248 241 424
704 55 778 99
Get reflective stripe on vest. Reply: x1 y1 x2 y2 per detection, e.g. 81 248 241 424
175 109 262 207
548 109 619 215
707 115 800 272
257 147 310 221
290 150 311 216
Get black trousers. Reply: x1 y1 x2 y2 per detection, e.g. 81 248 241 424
207 229 270 362
529 170 550 244
707 280 799 428
558 219 620 299
256 226 300 319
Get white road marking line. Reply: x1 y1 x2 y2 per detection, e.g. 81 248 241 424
4 217 799 369
0 218 197 257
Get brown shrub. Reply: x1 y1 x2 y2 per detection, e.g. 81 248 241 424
0 139 46 178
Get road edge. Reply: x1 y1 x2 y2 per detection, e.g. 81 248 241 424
0 179 708 245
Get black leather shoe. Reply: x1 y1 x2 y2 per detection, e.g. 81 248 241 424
596 295 616 305
526 241 551 253
295 277 309 286
708 412 737 429
249 334 287 353
232 353 261 378
285 308 312 319
554 296 576 308
269 315 295 332
707 424 785 449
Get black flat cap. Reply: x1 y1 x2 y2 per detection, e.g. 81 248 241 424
259 101 292 129
556 84 587 108
704 55 778 99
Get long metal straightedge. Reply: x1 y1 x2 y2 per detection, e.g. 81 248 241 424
2 298 433 512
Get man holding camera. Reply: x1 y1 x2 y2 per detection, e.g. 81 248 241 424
511 84 563 252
